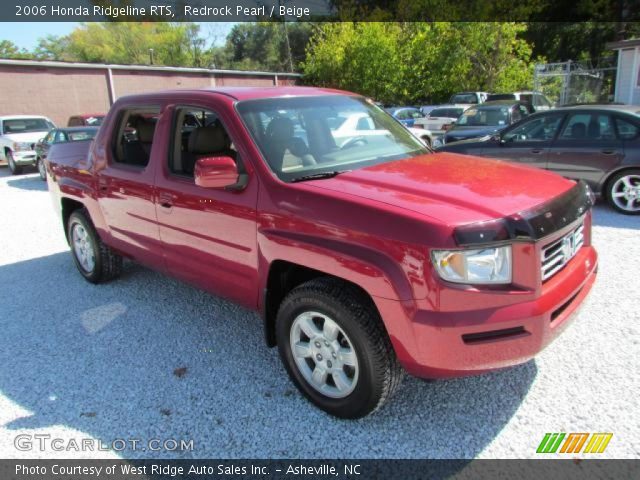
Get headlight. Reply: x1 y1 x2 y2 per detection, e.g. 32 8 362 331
432 245 512 284
13 142 32 152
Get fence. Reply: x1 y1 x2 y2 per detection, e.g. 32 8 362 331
533 59 617 106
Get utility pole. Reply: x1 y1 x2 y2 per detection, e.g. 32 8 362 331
280 0 294 72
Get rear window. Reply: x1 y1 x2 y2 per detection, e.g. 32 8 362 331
67 129 97 142
487 94 516 101
429 108 464 118
449 93 478 104
3 118 54 134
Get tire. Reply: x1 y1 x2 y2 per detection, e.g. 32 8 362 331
37 157 47 181
6 151 23 175
276 278 403 419
67 209 123 283
606 169 640 215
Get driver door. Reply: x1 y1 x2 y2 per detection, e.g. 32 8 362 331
481 112 564 169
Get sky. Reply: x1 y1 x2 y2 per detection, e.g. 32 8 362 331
0 22 236 50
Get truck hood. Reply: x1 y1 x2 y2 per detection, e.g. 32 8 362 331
2 131 48 145
306 153 576 225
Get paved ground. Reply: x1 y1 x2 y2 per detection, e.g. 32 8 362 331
0 168 638 459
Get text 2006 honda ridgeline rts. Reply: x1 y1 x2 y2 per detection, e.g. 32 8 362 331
46 87 597 418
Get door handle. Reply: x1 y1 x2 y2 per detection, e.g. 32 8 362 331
159 192 175 209
530 149 544 154
601 149 616 155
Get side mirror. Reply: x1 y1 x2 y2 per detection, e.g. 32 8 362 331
194 156 241 189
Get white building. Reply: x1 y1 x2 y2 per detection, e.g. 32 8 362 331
608 38 640 104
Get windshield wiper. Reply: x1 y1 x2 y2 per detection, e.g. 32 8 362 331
290 170 350 183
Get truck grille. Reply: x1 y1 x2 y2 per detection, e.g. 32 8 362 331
541 222 584 281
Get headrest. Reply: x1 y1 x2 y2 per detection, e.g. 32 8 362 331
266 117 294 142
136 121 156 143
588 121 600 137
188 125 229 155
571 123 586 138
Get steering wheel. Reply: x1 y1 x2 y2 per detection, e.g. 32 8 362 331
340 136 368 150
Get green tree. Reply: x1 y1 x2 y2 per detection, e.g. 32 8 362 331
0 40 31 59
303 22 540 104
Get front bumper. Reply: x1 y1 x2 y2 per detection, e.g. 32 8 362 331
374 244 598 379
12 150 38 165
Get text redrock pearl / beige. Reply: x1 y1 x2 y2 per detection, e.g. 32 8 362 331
46 5 311 19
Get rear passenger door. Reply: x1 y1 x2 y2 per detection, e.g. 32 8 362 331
547 111 624 189
95 104 165 269
154 103 259 309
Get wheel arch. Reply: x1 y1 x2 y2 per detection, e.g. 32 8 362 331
601 166 640 200
61 197 86 243
262 260 385 348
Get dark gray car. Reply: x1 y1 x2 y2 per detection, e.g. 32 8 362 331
437 105 640 214
442 101 533 144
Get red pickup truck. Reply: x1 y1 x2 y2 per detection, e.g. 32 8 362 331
46 87 598 418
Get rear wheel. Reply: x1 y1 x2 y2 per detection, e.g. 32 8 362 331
37 157 47 181
67 209 123 283
607 170 640 215
7 151 23 175
276 278 403 418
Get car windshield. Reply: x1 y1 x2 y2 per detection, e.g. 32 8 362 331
456 107 509 127
429 108 464 118
84 116 104 126
67 129 98 141
237 95 428 182
450 93 478 104
3 118 54 134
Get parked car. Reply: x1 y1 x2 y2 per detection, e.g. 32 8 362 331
439 100 533 146
0 115 56 174
385 107 424 127
34 127 98 180
437 105 640 214
67 114 105 127
46 86 597 418
419 105 438 116
486 91 554 111
448 92 490 104
414 104 471 138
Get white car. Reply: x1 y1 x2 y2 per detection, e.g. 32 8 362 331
0 115 56 174
332 112 434 148
414 104 471 139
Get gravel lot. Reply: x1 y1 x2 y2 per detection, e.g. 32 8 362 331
0 167 638 460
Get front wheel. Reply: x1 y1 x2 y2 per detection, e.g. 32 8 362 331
7 151 23 175
67 209 123 283
607 170 640 215
276 278 403 419
37 157 47 181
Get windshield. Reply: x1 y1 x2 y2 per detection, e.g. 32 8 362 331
487 94 516 101
456 107 509 127
449 93 478 104
3 118 54 134
429 108 465 118
237 95 428 182
84 116 104 126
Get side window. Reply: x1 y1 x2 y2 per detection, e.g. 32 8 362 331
169 107 237 178
55 131 68 143
511 107 522 123
112 106 160 167
396 110 410 120
503 114 563 142
615 117 640 140
356 116 374 131
559 113 590 140
44 131 55 143
560 113 614 140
